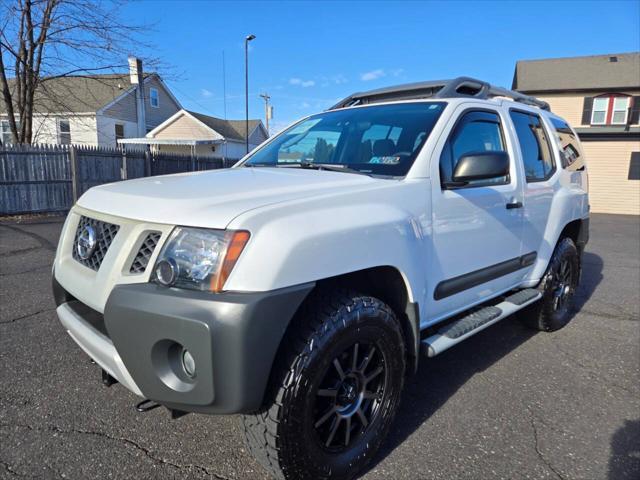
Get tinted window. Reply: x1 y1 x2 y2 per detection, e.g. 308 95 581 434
509 111 555 181
550 117 585 171
440 110 507 186
244 102 446 177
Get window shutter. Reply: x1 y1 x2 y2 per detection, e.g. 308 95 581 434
581 97 593 125
629 96 640 125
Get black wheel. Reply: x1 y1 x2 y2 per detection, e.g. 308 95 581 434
524 237 580 331
241 290 406 480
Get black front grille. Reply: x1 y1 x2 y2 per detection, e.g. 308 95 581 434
130 231 162 274
72 216 120 271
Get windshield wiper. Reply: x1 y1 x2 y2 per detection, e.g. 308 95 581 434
296 161 370 176
245 161 371 176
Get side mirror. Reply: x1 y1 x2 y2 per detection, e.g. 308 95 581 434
451 151 509 184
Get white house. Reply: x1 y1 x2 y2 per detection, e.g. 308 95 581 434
120 109 269 160
0 58 181 147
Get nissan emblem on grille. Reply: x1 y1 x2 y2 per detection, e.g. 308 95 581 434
76 225 97 260
72 216 120 271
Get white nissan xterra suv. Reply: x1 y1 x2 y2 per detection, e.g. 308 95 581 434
52 77 589 480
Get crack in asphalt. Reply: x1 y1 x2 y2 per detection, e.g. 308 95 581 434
0 246 42 258
0 307 56 325
0 265 51 277
526 407 565 480
0 223 57 252
579 308 638 323
549 340 637 396
0 459 29 478
0 422 231 480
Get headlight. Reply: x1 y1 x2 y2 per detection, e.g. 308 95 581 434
153 227 250 292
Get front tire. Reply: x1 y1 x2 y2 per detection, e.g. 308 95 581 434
524 237 580 331
241 290 406 480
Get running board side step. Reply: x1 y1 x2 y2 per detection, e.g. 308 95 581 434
421 289 542 357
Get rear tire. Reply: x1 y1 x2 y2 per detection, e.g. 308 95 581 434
241 290 406 480
523 237 580 331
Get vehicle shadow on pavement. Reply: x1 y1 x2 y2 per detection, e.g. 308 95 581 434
573 252 604 312
365 251 605 476
368 316 539 474
608 419 640 480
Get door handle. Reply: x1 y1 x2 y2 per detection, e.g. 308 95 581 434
506 201 523 210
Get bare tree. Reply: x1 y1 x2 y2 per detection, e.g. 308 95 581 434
0 0 156 144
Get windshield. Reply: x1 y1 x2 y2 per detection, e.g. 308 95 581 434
243 102 447 176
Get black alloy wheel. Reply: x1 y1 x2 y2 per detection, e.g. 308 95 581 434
313 341 386 450
551 255 575 315
524 236 580 332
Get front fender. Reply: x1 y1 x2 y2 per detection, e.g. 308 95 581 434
224 180 431 307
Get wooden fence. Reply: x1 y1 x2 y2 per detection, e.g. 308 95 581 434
0 144 237 215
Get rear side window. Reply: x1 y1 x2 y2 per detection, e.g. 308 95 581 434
550 117 585 171
440 110 507 187
509 111 555 182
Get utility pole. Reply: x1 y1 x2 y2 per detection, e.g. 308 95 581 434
259 93 271 135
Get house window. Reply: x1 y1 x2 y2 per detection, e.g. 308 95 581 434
612 97 630 124
591 95 631 125
591 97 608 125
58 119 71 144
150 88 159 108
115 124 125 142
0 120 18 145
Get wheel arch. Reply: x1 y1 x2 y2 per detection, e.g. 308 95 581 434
314 266 420 374
261 266 420 408
558 217 589 254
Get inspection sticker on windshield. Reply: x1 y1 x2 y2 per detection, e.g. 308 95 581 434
370 156 401 165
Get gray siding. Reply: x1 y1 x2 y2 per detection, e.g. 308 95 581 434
249 125 268 146
101 76 180 131
145 77 181 130
102 88 137 123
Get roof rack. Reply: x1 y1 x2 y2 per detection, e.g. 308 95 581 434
329 76 550 111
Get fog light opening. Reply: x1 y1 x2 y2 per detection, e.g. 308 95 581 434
181 348 196 378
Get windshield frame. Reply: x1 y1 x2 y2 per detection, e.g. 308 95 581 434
237 100 448 178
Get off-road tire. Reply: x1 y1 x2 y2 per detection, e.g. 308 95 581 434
523 237 580 331
241 290 406 480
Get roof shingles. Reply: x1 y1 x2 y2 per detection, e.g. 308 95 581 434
513 52 640 93
0 74 151 114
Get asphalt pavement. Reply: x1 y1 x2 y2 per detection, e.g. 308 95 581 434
0 213 638 479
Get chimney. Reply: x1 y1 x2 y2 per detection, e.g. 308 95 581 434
128 56 147 137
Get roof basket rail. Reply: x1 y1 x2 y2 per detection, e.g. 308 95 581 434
329 76 550 111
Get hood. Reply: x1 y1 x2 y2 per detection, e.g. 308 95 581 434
77 167 381 228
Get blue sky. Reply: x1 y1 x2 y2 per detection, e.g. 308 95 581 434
123 0 640 133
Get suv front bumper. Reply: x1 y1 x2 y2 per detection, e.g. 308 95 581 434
53 274 313 414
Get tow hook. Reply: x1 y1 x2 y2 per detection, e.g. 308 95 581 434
101 369 118 387
134 399 189 420
135 399 160 412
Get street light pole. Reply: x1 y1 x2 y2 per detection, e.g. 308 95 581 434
245 34 256 155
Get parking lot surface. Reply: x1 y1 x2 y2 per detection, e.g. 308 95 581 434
1 213 638 480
